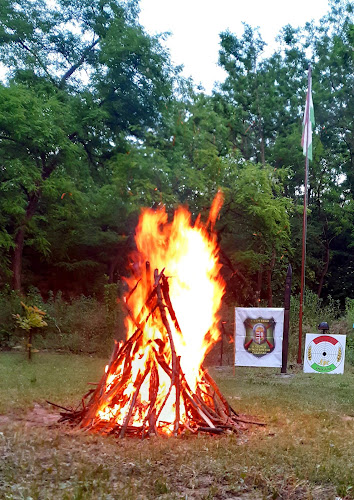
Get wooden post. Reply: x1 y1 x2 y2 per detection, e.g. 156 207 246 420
281 265 292 373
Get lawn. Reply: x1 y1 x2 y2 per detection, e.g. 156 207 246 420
0 352 353 499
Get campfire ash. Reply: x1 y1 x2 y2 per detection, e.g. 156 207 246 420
52 193 264 437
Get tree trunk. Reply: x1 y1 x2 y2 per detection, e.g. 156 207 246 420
317 240 330 298
12 193 39 291
258 121 265 166
108 253 121 283
255 269 262 306
256 84 265 166
12 226 26 291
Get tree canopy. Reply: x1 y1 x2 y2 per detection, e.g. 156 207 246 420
0 0 353 307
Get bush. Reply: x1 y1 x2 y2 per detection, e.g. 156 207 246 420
346 334 354 365
345 298 354 332
344 299 354 365
0 286 126 356
288 290 354 364
290 290 341 333
39 289 125 356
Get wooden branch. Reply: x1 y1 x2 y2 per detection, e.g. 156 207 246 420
145 261 152 297
17 39 56 83
155 269 182 435
46 400 73 412
174 356 181 435
197 427 224 434
146 365 159 435
59 38 100 88
180 385 215 429
234 417 266 426
56 268 263 438
161 274 182 333
119 365 150 438
202 369 237 417
125 278 141 304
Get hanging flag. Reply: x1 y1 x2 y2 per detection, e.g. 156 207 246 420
301 69 315 161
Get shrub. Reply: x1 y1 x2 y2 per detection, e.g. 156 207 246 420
345 298 354 332
346 334 354 366
0 286 126 356
287 290 354 365
13 302 47 360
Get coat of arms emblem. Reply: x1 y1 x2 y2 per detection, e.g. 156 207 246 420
243 317 275 357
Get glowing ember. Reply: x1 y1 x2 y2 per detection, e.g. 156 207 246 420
57 192 252 437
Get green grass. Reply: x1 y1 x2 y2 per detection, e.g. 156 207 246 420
0 353 353 499
0 352 107 412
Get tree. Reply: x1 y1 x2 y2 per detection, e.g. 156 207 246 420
217 24 294 165
0 81 82 289
308 0 354 195
216 2 354 302
216 158 291 306
0 0 173 291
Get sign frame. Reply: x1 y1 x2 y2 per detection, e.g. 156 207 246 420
303 333 346 374
235 307 284 367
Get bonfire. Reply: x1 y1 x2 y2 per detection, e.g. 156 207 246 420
53 193 262 437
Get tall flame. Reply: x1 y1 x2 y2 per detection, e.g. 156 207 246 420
91 194 225 434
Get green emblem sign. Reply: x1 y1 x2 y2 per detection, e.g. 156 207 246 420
243 317 276 357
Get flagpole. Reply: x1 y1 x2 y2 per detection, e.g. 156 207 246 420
297 65 311 364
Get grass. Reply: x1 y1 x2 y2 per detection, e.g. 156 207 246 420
0 352 107 413
0 352 353 499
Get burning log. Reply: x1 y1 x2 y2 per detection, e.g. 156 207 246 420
51 196 265 438
55 269 264 437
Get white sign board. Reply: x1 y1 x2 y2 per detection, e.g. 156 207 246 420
303 334 346 374
235 307 284 367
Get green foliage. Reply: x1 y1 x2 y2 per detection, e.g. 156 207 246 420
0 286 22 347
13 300 47 359
33 292 123 356
346 335 354 366
288 289 354 363
13 301 47 331
345 298 354 331
0 286 124 356
216 4 354 303
290 290 341 334
217 159 292 305
0 0 353 316
0 0 174 291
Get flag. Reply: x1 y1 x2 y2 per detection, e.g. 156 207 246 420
301 69 315 161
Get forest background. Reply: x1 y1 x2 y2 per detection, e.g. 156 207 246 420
0 0 353 360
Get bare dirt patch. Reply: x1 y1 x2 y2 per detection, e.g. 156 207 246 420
0 403 60 428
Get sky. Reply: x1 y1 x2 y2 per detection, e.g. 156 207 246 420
139 0 330 94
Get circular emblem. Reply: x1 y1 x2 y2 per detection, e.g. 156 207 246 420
306 335 344 372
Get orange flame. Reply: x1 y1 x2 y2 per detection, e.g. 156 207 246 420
92 196 225 434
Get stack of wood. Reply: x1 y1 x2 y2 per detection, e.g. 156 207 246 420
51 266 264 438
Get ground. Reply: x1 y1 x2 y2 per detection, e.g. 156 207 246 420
0 353 353 499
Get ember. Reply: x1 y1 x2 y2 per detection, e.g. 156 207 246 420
55 193 261 437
